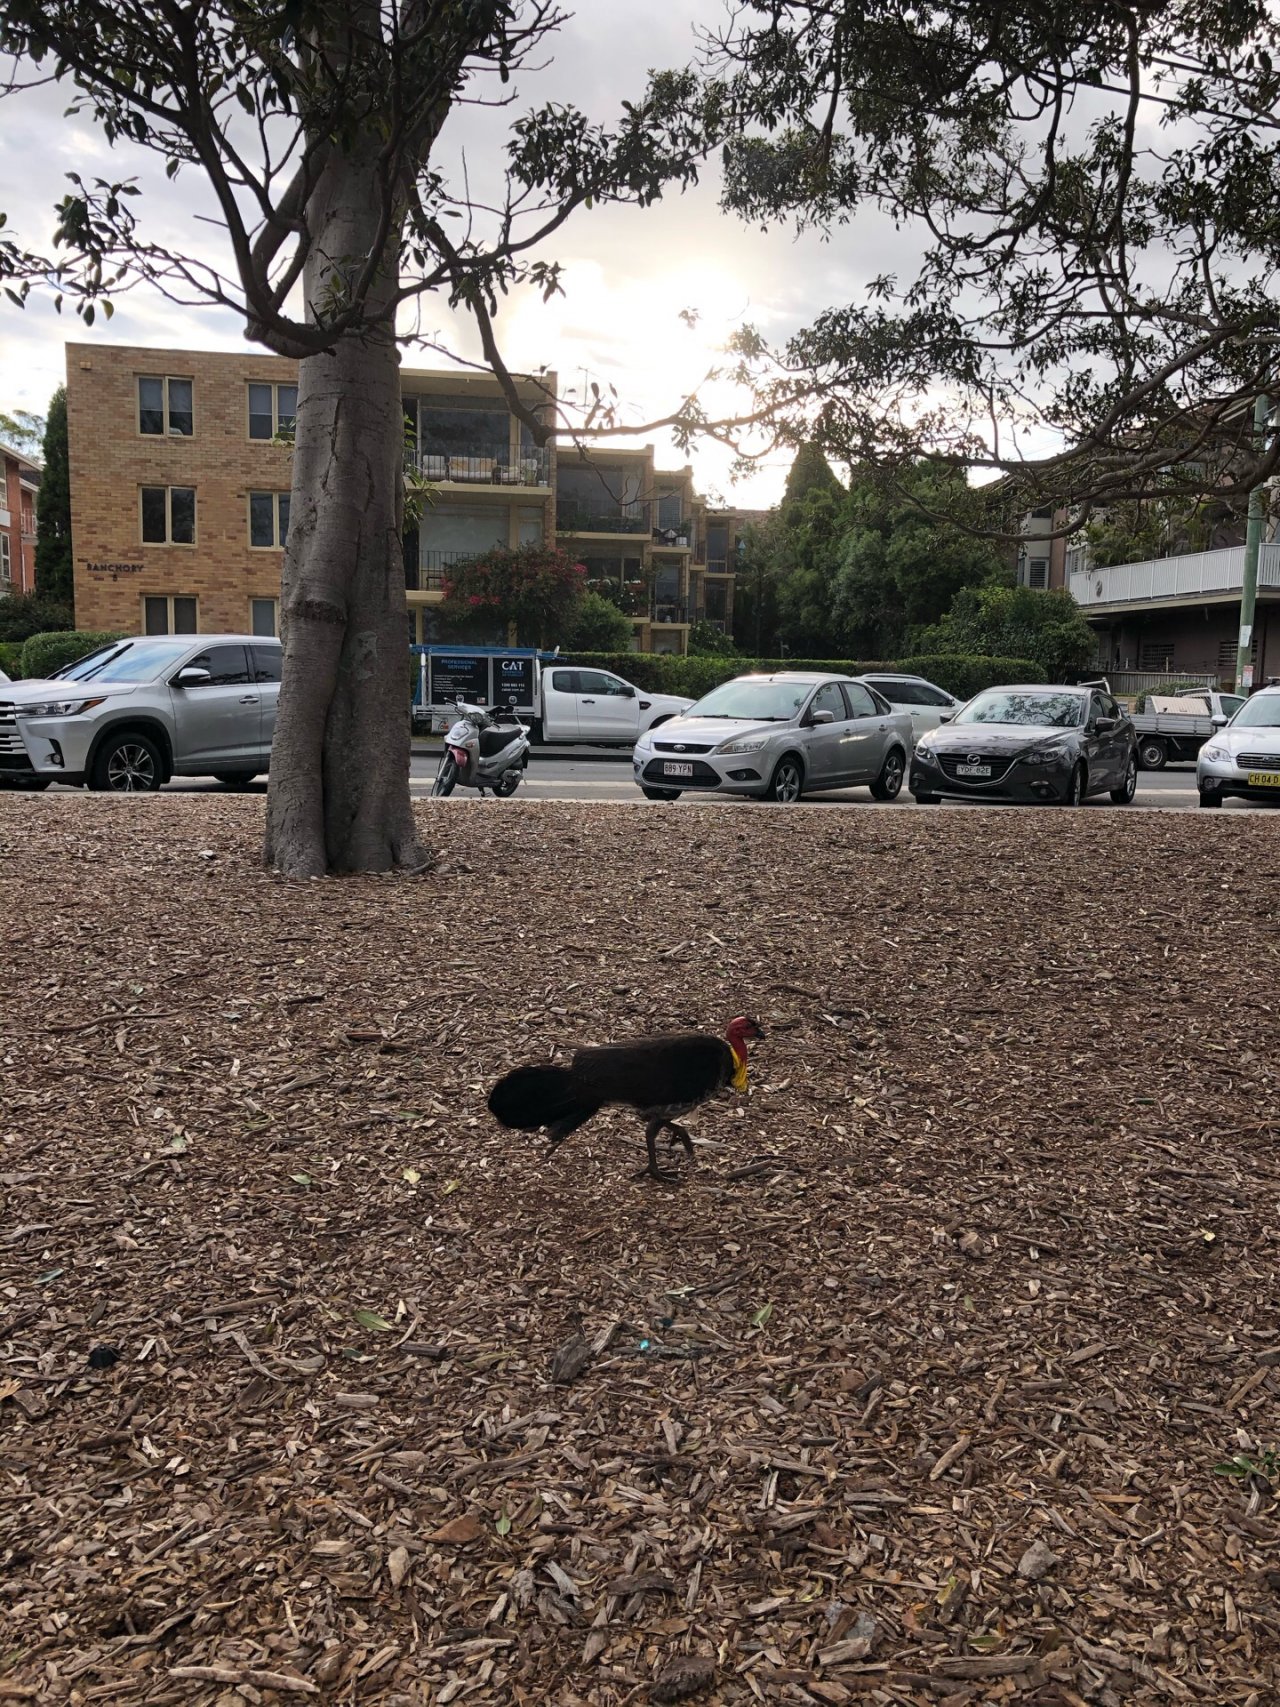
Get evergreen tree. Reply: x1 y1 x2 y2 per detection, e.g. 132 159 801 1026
35 386 73 612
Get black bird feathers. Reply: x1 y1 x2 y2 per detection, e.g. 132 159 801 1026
488 1020 762 1181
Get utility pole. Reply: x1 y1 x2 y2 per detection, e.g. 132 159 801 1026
1236 392 1270 694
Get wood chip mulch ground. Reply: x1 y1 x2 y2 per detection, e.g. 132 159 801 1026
1 794 1279 1707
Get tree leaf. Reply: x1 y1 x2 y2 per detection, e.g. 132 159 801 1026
354 1307 396 1332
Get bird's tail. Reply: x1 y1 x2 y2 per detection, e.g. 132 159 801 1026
487 1063 597 1136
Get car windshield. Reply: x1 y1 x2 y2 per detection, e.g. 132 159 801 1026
687 679 811 721
954 690 1086 728
55 639 194 683
1230 694 1280 728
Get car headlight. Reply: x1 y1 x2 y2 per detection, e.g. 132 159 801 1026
1021 743 1071 764
715 736 769 755
1201 744 1230 763
16 697 106 718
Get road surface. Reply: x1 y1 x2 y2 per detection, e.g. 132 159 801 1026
38 756 1272 810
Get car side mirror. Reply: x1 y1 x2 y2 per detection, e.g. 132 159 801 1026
808 708 835 725
1211 713 1228 728
173 666 212 689
938 711 954 723
1093 715 1118 733
622 685 636 698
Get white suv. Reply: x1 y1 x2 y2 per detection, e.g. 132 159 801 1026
859 673 959 744
0 634 281 792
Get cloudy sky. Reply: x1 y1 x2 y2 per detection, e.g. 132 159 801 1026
0 1 886 507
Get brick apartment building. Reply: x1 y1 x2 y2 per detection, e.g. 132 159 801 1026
0 441 40 596
65 343 743 654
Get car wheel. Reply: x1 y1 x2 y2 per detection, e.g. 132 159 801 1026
1198 789 1223 808
641 785 682 801
214 772 257 789
1109 754 1138 805
767 755 804 804
869 746 906 801
492 771 521 798
1138 737 1167 770
1062 762 1086 806
431 755 458 798
91 733 163 793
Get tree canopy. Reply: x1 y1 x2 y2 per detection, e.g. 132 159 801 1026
708 1 1280 518
915 585 1096 681
0 408 45 456
736 449 1010 658
438 543 587 649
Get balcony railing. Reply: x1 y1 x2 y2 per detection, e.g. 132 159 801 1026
651 602 689 625
557 504 650 534
653 522 692 548
405 548 483 592
1070 542 1280 608
406 444 550 486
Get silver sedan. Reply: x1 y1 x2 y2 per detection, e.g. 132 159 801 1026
632 672 914 803
1197 685 1280 806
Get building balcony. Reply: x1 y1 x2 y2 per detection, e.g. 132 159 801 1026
1070 543 1280 611
406 444 550 487
406 549 484 593
651 602 690 625
653 523 693 550
557 505 650 535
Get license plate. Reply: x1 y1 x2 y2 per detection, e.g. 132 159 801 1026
1247 771 1280 786
956 763 992 777
663 762 694 778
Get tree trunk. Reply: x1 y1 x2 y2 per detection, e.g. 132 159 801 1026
264 157 429 878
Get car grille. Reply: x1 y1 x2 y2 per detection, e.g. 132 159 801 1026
1237 752 1280 769
653 740 714 753
937 753 1015 785
643 758 721 788
0 702 25 757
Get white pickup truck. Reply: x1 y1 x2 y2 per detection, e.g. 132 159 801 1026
412 646 691 746
1127 689 1246 769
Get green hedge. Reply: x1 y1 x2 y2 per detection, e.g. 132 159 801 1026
19 630 127 680
563 651 1040 701
0 641 23 680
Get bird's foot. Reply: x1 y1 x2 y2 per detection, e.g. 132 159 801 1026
634 1162 681 1184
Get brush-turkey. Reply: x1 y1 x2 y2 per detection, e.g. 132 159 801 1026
487 1016 764 1181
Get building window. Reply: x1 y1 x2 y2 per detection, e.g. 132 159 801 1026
247 382 298 441
143 595 198 634
249 491 291 548
1218 636 1258 669
251 598 279 637
1028 557 1048 589
138 375 194 436
1140 642 1175 672
140 486 196 545
0 534 10 585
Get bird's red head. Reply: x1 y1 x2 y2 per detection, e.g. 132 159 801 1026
727 1016 764 1047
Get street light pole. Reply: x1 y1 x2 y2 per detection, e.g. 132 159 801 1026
1236 392 1270 693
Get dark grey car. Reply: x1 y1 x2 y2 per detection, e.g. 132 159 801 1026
909 685 1138 806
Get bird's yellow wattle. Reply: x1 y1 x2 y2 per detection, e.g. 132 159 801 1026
731 1046 748 1091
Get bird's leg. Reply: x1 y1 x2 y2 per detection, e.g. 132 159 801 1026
636 1118 680 1183
664 1121 694 1158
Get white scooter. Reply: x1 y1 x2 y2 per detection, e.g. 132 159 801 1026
431 699 530 798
